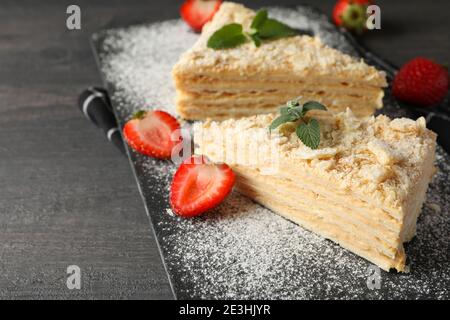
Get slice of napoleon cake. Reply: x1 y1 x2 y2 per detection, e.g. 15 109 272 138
194 109 437 271
173 2 387 120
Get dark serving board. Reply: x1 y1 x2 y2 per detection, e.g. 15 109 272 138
91 5 450 299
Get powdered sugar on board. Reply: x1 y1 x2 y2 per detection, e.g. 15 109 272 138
93 6 450 299
99 19 196 117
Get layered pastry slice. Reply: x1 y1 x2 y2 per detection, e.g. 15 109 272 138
173 2 387 120
194 109 437 271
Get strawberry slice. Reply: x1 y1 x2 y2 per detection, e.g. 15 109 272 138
180 0 223 32
123 110 181 159
170 155 235 218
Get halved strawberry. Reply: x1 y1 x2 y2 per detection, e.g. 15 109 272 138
180 0 223 32
170 155 235 218
123 110 181 159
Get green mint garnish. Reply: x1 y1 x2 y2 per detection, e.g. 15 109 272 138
249 33 262 47
296 118 321 149
254 11 297 40
250 9 268 30
269 100 327 149
207 23 248 49
207 9 297 50
301 101 328 113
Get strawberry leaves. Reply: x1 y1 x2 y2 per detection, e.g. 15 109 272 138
269 100 327 149
207 9 297 50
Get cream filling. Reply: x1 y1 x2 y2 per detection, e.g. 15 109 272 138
178 105 380 118
174 71 387 88
199 145 406 231
177 100 378 120
177 90 383 107
234 166 401 241
238 187 406 272
401 153 436 242
175 78 384 97
235 178 400 258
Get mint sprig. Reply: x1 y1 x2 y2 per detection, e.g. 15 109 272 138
206 23 248 49
207 9 297 50
269 100 327 149
255 16 297 40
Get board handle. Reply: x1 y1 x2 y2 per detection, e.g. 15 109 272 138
78 87 126 155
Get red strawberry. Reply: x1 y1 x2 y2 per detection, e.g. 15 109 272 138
123 110 181 159
170 155 235 218
180 0 222 32
333 0 372 33
392 57 449 107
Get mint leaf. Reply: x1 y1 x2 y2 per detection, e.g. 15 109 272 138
280 106 290 115
287 106 304 118
270 100 327 148
257 18 297 40
250 34 262 47
269 114 297 131
207 11 297 50
207 23 248 50
302 101 327 114
251 9 268 29
296 119 321 149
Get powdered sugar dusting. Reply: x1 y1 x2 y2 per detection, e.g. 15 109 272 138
160 193 369 299
94 6 450 299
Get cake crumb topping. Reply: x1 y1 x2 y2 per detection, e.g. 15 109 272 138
194 110 436 209
173 2 387 87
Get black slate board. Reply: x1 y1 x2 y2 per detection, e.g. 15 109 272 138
91 5 450 299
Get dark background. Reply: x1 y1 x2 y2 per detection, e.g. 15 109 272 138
0 0 449 299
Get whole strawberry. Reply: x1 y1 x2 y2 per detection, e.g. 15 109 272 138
180 0 222 32
392 57 449 107
333 0 372 33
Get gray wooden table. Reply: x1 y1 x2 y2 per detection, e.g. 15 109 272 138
0 0 448 299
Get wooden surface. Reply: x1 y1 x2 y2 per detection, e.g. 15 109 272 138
0 0 448 300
